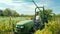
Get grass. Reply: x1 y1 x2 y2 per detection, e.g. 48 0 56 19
34 21 60 34
0 17 31 34
0 17 60 34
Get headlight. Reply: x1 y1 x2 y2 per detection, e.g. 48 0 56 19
16 25 19 27
20 26 24 28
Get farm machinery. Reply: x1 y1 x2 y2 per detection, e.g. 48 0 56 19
13 0 47 34
13 6 46 34
14 20 35 34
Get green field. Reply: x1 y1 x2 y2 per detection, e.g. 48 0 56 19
0 17 60 34
0 17 31 34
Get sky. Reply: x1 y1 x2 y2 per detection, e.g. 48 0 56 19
0 0 60 15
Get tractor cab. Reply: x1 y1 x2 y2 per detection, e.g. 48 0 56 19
34 6 45 30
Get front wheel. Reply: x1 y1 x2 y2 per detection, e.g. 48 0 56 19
14 32 18 34
29 27 36 34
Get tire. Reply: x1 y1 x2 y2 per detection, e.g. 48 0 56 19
40 25 45 30
14 32 18 34
30 32 34 34
29 27 35 34
29 32 34 34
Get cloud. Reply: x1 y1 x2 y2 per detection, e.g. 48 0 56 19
0 0 54 15
0 0 47 15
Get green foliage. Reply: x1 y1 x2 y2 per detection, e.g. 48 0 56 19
40 9 53 21
0 17 31 33
44 9 53 21
0 9 3 16
34 21 60 34
0 8 20 17
0 17 18 34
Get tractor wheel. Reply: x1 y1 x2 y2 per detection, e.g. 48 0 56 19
29 27 35 34
14 32 18 34
32 27 36 32
29 32 34 34
40 25 45 30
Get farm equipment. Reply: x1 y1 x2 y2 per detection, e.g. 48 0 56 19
14 20 35 34
13 6 45 34
13 0 46 34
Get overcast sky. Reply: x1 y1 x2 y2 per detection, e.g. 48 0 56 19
0 0 60 15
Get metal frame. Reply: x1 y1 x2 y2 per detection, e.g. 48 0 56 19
35 6 45 21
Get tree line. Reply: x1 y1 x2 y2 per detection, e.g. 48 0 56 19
0 8 60 18
0 8 20 17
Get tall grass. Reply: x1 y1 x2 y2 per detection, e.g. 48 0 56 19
0 17 31 34
34 21 60 34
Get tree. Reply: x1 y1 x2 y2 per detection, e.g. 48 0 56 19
40 9 53 21
10 10 20 17
3 8 20 17
0 10 3 16
44 9 53 21
3 8 12 16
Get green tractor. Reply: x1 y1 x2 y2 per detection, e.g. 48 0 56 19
12 0 48 34
14 20 35 34
13 6 46 34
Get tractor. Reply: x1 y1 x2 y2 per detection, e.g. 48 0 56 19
13 0 48 34
13 6 46 34
14 20 35 34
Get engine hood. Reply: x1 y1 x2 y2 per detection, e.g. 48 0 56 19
16 20 33 25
